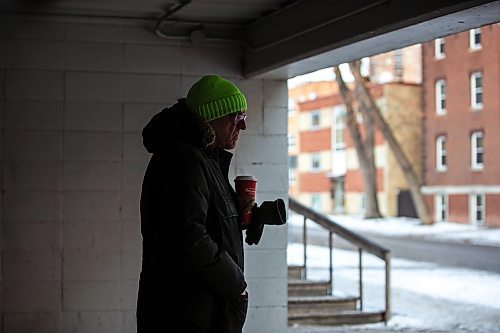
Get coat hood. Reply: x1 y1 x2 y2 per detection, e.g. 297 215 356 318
142 99 216 153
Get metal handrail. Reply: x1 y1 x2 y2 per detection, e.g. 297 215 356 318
289 197 391 322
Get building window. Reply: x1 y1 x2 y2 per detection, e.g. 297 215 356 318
311 194 321 211
333 107 346 151
434 38 445 59
311 111 321 129
288 169 296 186
289 156 298 186
435 194 448 222
435 79 446 115
469 28 482 50
360 193 366 214
288 134 296 151
333 177 345 213
470 72 483 110
471 131 484 170
469 194 485 225
394 49 403 81
288 98 296 115
311 153 321 171
436 135 447 171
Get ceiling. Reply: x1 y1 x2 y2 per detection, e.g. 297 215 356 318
1 0 499 79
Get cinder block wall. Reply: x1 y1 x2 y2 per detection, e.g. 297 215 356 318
0 18 288 333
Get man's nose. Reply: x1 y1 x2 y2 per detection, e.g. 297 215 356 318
237 119 246 130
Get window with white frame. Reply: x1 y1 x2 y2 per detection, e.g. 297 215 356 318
311 153 321 171
394 48 403 81
288 134 296 151
333 107 346 151
471 131 484 170
435 194 448 222
436 135 447 171
360 193 366 214
435 79 446 115
311 111 321 129
434 38 445 59
311 193 321 211
288 155 298 186
470 72 483 110
288 98 296 115
288 169 296 186
469 28 482 50
469 193 485 225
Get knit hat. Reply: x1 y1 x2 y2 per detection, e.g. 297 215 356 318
186 75 247 121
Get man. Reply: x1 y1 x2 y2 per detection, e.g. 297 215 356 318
137 75 263 333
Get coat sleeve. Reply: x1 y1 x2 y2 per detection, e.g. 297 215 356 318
158 145 246 300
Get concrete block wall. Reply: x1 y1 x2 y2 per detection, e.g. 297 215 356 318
0 18 288 333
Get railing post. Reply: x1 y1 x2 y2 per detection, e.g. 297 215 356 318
358 248 363 310
329 231 333 294
385 253 392 323
303 216 307 279
289 198 391 324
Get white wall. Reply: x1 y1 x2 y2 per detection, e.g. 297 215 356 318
0 17 288 333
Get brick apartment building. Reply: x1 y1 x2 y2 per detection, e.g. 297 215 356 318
288 46 423 215
422 23 500 227
288 80 339 211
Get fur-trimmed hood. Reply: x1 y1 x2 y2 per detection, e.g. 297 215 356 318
142 99 215 153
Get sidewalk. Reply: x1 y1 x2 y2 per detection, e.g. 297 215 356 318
335 215 500 247
289 324 476 333
289 324 477 333
291 212 500 248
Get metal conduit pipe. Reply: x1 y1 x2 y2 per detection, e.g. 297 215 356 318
152 0 391 51
154 0 192 38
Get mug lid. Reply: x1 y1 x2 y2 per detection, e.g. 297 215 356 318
234 175 256 181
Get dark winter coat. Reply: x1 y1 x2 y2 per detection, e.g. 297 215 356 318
137 99 248 333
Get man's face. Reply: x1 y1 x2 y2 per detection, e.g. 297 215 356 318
209 112 247 149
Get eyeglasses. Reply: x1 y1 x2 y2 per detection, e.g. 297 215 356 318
232 114 247 125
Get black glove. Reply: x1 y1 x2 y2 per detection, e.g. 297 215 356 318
245 222 264 245
244 199 287 245
245 204 264 245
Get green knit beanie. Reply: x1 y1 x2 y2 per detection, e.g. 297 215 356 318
186 75 247 121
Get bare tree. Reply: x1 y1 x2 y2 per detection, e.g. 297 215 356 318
348 62 433 225
334 65 381 219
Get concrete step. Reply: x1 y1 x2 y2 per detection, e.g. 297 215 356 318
288 309 385 326
287 266 386 326
288 279 330 296
288 265 305 280
288 295 357 317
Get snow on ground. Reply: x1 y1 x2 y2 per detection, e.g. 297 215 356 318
287 212 500 332
288 244 500 310
287 243 500 332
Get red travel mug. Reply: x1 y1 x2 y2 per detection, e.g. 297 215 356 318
234 176 257 226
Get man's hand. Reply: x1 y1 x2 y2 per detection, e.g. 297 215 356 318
245 223 264 245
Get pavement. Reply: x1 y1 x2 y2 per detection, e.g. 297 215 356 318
288 325 475 333
289 325 471 333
